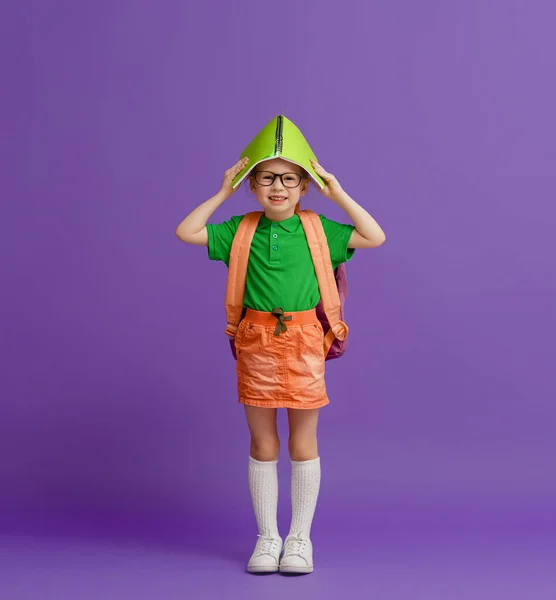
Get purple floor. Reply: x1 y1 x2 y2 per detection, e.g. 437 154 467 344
1 515 554 600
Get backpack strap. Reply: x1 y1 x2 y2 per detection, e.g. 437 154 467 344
224 211 263 338
297 209 349 357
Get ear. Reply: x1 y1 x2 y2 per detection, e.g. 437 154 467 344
299 177 310 197
248 175 257 193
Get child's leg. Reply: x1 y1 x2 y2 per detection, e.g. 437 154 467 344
244 405 280 537
244 405 280 462
279 408 320 573
244 405 282 573
287 407 319 462
286 407 320 537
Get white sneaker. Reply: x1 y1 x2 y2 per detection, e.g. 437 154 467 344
247 534 283 573
279 533 313 573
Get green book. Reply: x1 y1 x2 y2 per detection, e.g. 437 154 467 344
232 114 325 189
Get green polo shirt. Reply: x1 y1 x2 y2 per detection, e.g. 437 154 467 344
207 213 355 312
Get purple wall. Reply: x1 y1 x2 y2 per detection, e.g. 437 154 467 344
2 0 555 548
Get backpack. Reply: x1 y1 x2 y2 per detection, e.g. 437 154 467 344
223 209 349 361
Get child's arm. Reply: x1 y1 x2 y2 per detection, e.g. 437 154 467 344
336 193 386 249
175 157 249 245
310 158 386 249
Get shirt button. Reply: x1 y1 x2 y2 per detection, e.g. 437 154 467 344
272 233 278 238
272 245 278 251
272 223 278 228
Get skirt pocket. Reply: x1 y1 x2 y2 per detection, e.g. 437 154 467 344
236 321 261 361
285 323 326 400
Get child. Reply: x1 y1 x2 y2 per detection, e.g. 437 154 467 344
176 133 386 574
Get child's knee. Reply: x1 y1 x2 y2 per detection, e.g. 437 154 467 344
250 437 280 461
288 438 318 461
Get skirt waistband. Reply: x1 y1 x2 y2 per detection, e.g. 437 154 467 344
244 307 318 327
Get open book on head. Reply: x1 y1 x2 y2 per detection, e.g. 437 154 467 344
232 114 325 190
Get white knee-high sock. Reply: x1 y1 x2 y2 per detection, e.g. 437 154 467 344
248 456 280 538
288 457 321 538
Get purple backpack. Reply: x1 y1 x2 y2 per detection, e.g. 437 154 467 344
230 262 348 361
315 262 348 361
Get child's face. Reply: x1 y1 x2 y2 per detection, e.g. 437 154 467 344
248 158 310 219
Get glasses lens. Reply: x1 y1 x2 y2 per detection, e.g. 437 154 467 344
282 173 302 188
255 171 275 185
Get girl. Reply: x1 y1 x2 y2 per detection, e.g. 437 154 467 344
176 153 386 574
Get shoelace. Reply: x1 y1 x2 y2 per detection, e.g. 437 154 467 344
253 534 280 557
283 533 309 556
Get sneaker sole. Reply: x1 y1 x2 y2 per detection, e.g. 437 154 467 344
279 565 314 574
247 565 279 573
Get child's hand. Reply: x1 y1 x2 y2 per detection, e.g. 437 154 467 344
310 158 344 200
220 157 249 197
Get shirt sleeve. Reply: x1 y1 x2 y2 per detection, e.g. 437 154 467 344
318 214 356 270
206 215 245 266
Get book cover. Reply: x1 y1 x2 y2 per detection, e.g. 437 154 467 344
232 115 325 189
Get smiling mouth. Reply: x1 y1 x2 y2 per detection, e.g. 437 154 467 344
269 196 286 202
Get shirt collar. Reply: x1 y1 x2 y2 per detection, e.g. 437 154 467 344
257 213 301 233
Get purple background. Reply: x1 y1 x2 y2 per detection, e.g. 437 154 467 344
2 0 555 597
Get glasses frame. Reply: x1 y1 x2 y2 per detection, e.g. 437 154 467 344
251 170 307 188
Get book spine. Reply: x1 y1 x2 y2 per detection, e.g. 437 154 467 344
274 115 283 155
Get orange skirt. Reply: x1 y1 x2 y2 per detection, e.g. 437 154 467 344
235 308 330 410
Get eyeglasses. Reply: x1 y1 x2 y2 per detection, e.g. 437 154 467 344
252 170 306 188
